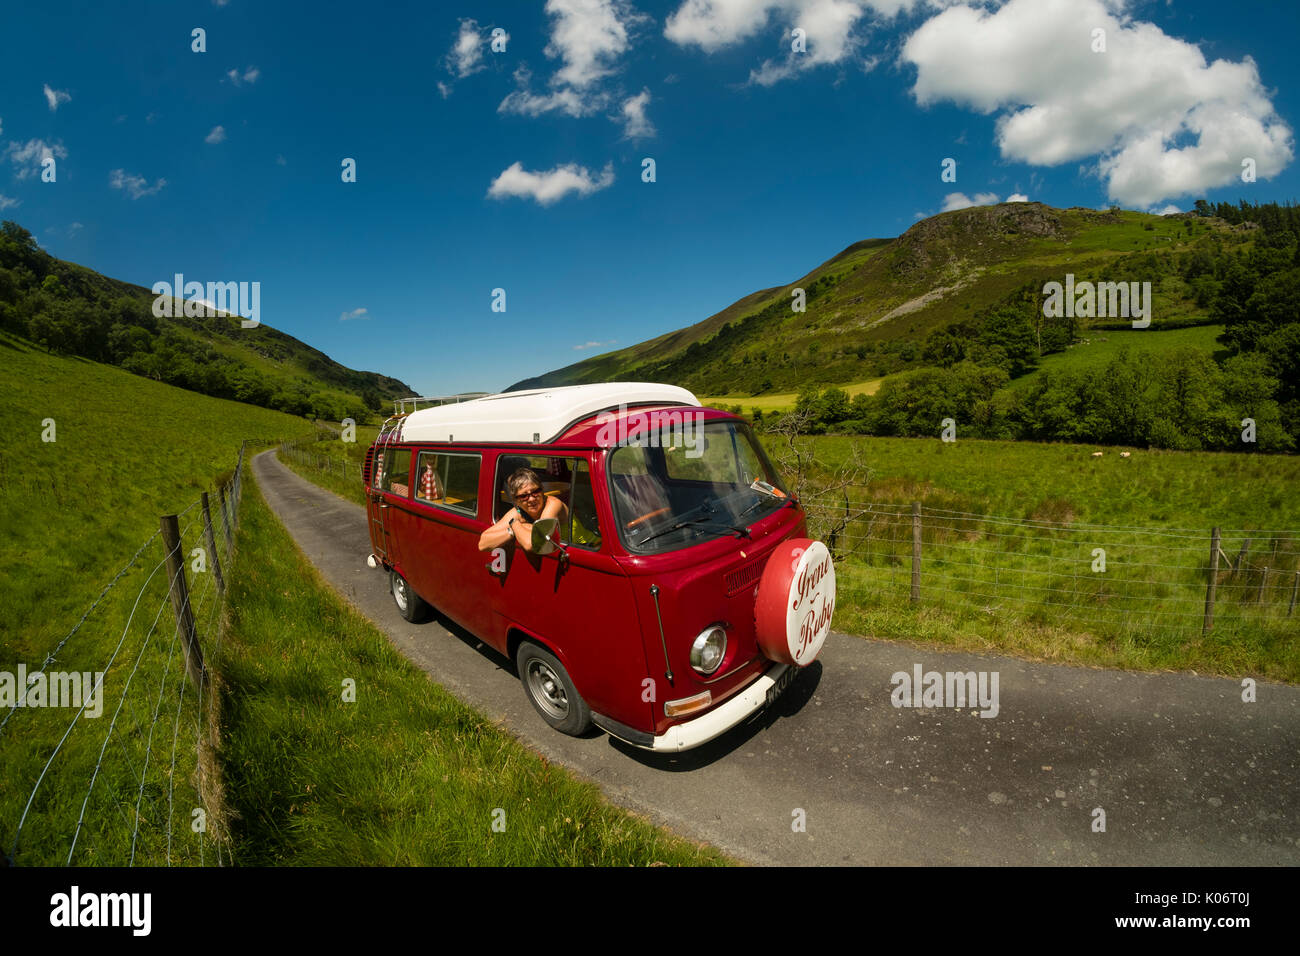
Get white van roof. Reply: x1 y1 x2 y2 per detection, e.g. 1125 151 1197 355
395 382 701 445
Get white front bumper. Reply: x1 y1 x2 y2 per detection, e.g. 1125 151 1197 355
647 663 791 753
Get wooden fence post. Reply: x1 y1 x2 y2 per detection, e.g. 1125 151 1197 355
1234 538 1251 573
1204 527 1220 634
911 501 921 604
218 483 233 550
1289 571 1299 617
160 514 206 690
201 492 225 598
1257 567 1268 604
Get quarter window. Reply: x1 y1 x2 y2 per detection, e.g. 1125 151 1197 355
382 447 411 498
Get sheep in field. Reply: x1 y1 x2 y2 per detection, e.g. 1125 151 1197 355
1091 451 1103 458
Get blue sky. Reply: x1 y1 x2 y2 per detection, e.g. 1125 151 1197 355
3 0 1298 395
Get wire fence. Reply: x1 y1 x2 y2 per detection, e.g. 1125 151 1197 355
275 428 1299 640
278 430 366 484
1 440 267 866
800 494 1300 639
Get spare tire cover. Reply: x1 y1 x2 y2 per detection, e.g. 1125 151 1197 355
754 538 835 667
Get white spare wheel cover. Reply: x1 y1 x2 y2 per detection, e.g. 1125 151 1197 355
754 538 835 667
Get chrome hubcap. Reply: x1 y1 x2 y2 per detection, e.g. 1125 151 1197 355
527 660 568 719
392 576 408 611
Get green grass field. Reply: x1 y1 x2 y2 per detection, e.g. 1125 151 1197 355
701 376 884 413
787 435 1300 681
276 426 376 507
217 472 730 865
1004 324 1227 392
0 332 316 864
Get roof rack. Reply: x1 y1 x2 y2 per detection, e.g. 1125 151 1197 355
393 392 494 415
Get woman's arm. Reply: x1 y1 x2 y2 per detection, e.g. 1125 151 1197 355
477 510 519 552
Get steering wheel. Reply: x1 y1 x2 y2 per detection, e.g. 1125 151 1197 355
625 506 672 530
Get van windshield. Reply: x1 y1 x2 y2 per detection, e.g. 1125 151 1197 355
608 420 790 554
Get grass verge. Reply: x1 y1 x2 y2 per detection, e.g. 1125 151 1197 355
216 470 731 865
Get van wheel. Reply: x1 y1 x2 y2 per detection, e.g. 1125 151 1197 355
390 570 429 623
516 641 591 736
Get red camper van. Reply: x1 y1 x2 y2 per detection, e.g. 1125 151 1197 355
362 383 835 753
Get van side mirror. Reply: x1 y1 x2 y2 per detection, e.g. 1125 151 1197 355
531 517 562 556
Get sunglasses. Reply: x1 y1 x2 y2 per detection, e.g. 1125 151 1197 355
516 489 543 501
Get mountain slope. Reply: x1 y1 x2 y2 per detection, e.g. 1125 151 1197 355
510 203 1247 396
0 221 415 422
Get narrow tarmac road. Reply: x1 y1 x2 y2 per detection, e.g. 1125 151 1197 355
252 450 1299 865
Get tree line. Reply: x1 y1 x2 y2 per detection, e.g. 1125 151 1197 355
0 221 400 422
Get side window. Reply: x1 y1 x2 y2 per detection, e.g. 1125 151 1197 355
494 455 601 550
495 455 574 521
415 452 480 517
383 448 411 497
568 459 602 551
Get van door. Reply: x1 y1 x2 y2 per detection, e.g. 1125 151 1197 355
489 455 647 729
401 449 494 639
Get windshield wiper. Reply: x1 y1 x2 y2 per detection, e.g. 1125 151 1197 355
740 480 789 518
637 517 749 547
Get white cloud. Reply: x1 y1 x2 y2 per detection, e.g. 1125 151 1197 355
43 84 71 111
665 0 921 84
339 308 369 321
109 168 167 199
68 221 83 234
500 0 646 118
226 66 260 86
438 81 453 99
487 161 615 205
500 86 597 118
940 191 1000 212
0 194 20 210
5 139 68 179
448 19 485 78
275 154 287 166
619 89 655 139
1153 203 1181 215
1006 193 1029 202
548 0 642 89
205 125 227 144
901 0 1294 206
574 339 617 350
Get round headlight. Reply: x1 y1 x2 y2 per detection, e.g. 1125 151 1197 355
690 626 727 675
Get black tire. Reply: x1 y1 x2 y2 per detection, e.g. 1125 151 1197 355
515 641 591 736
389 569 429 623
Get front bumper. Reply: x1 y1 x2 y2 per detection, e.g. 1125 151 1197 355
592 662 792 753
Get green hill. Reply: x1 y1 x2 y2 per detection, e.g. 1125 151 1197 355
510 202 1248 395
0 221 416 423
